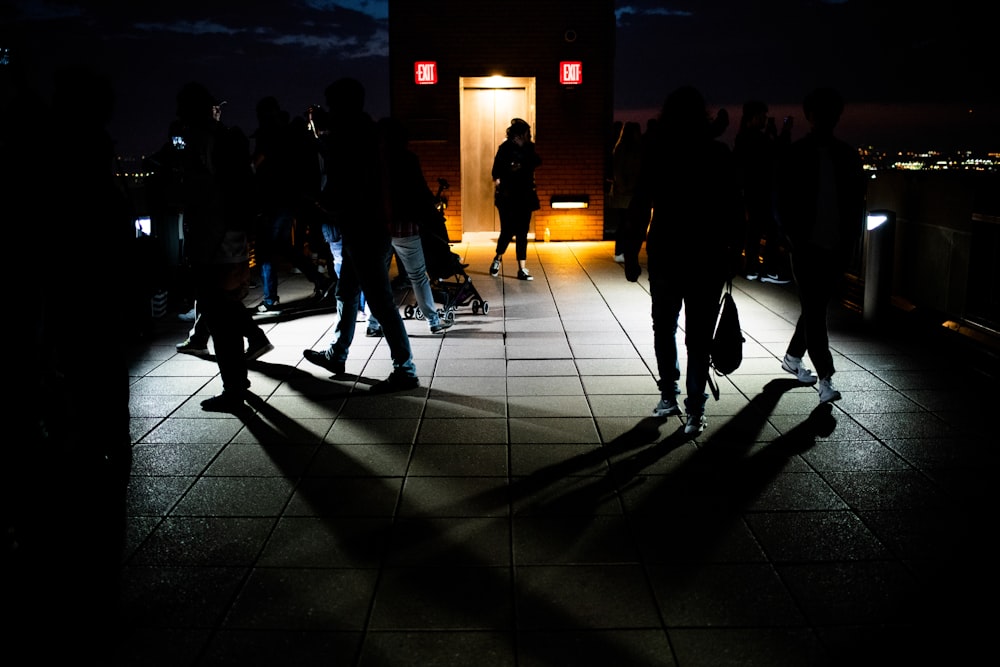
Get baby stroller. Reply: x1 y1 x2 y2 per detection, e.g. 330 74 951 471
402 179 489 321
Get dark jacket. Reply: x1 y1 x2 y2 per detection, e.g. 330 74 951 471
492 138 541 211
625 132 744 281
384 143 438 237
177 120 254 266
775 132 866 263
318 110 390 245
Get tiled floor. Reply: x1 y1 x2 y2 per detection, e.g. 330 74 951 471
113 238 998 665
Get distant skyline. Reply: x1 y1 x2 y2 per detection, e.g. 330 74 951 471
2 1 996 155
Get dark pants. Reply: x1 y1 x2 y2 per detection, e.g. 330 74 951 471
649 273 724 416
328 234 416 376
196 263 252 395
787 244 844 379
495 204 532 261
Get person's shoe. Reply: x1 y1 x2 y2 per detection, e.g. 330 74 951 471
761 273 792 285
684 413 707 434
176 338 210 358
312 278 336 301
613 253 625 264
653 397 682 417
517 269 533 281
366 325 384 338
489 257 501 277
177 306 197 322
370 371 420 393
430 319 454 334
200 392 248 413
303 349 346 376
257 300 282 314
818 377 842 404
245 338 274 361
781 354 819 385
744 271 760 281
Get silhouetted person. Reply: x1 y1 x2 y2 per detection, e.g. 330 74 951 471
303 76 419 392
375 116 454 333
489 118 542 281
172 82 258 411
622 85 744 435
775 87 866 403
610 120 643 262
162 101 273 362
734 99 793 283
709 106 729 139
251 95 332 313
6 62 132 661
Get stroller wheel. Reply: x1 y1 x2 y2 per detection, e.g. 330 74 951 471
444 309 456 323
472 300 481 315
415 307 426 320
481 301 490 315
404 304 415 319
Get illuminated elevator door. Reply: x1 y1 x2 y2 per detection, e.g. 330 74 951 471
460 78 534 234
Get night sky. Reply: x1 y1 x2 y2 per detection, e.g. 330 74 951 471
3 0 996 156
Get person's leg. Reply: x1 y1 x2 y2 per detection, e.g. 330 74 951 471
257 213 282 306
513 208 535 276
492 206 514 275
364 249 395 335
350 239 417 378
801 251 838 379
190 311 209 345
321 223 344 279
197 265 250 404
785 248 834 376
743 213 765 279
177 306 210 355
281 212 328 288
326 251 362 362
682 279 724 418
495 209 513 257
613 207 629 259
392 234 441 328
650 275 682 403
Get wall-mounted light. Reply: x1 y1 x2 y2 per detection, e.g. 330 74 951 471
550 194 589 209
866 210 892 231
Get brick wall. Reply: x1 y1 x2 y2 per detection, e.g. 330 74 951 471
389 0 615 241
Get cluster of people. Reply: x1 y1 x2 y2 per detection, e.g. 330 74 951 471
158 76 456 411
156 73 864 432
620 85 865 434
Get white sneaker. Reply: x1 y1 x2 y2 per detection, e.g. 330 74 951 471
781 354 818 385
653 397 681 417
613 253 625 263
684 413 707 434
818 377 841 403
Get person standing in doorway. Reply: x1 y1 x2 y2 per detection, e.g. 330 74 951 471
489 118 541 281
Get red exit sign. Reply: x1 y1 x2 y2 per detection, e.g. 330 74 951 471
415 62 438 85
560 61 582 85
